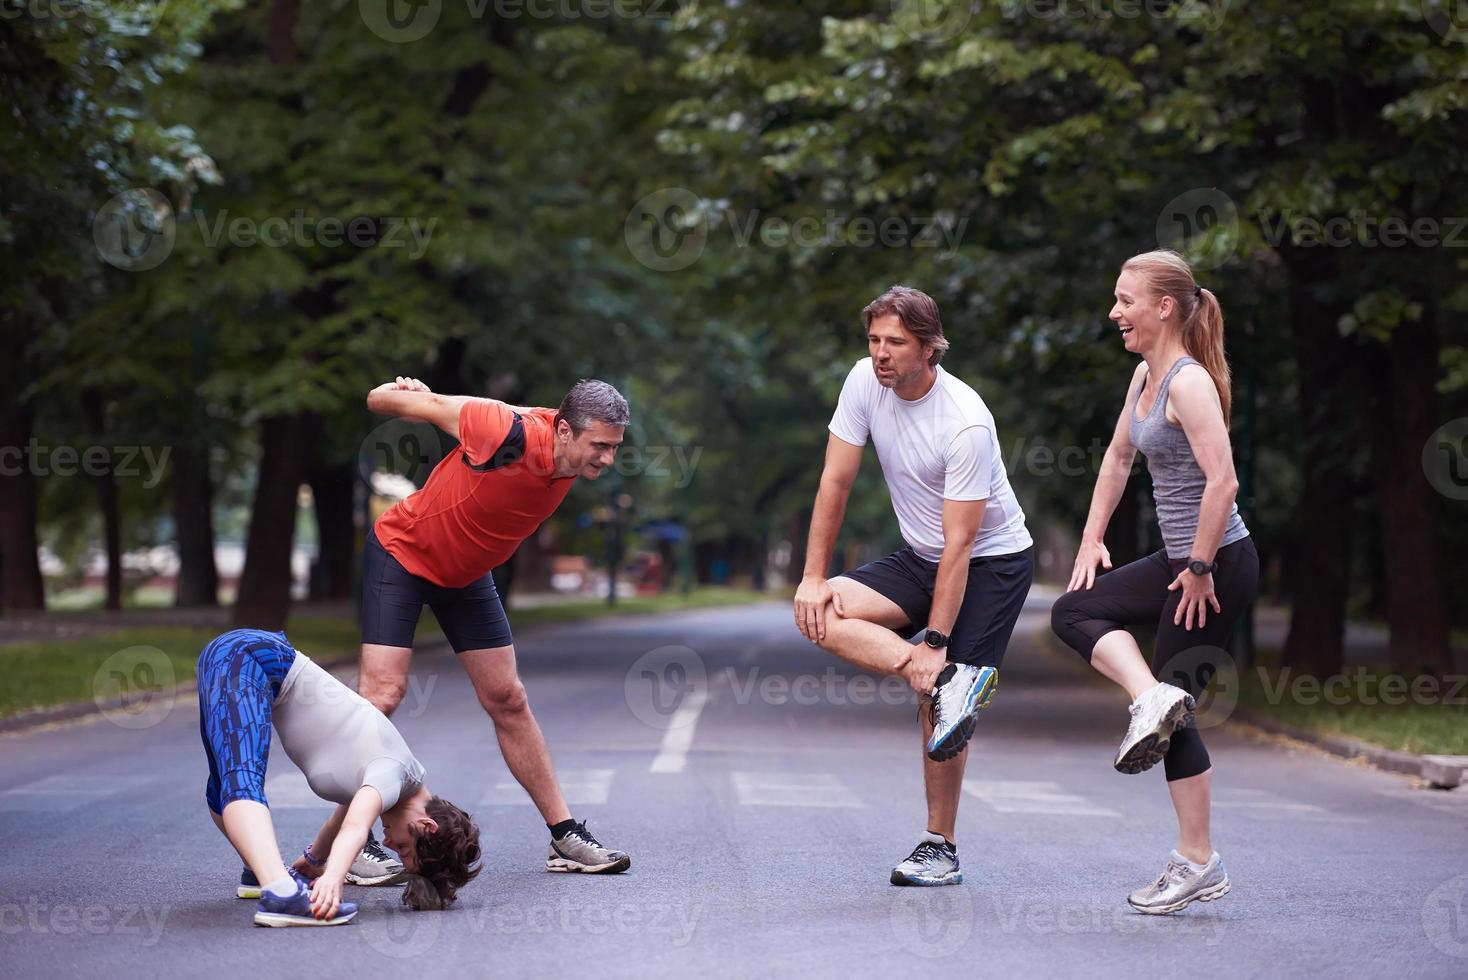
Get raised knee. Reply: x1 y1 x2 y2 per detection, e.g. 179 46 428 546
479 680 529 718
1049 592 1078 637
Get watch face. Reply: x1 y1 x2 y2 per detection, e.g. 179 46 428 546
1190 560 1208 575
925 630 944 647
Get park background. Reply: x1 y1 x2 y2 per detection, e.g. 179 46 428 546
2 0 1466 751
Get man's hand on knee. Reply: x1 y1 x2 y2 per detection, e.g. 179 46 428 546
794 575 846 644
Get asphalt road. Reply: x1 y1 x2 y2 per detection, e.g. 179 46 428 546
2 594 1467 978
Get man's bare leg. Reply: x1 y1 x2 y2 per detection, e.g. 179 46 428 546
359 643 414 715
921 707 967 843
460 644 572 826
814 576 922 681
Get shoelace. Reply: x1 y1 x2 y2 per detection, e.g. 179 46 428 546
364 838 395 863
563 820 603 849
1154 861 1190 890
908 841 951 865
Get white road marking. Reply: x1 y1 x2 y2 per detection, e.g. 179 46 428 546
650 687 709 774
0 775 141 813
1211 787 1344 818
731 771 864 808
962 780 1121 817
482 768 613 806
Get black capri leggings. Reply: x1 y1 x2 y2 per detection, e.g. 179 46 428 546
1050 536 1259 781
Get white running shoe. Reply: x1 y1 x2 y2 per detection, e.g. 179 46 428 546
1127 851 1230 914
1114 683 1194 774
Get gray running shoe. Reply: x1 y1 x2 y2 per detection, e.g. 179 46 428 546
546 821 631 874
346 835 406 886
1127 851 1230 914
926 665 998 762
1115 683 1194 774
890 832 962 886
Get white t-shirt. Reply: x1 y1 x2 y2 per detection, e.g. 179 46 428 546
272 653 426 811
828 358 1032 562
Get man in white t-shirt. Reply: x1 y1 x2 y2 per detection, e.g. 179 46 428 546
794 285 1035 887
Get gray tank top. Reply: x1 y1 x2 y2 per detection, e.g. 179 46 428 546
1129 356 1249 559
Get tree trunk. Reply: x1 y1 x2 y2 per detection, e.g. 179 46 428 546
307 459 356 601
171 442 219 606
1103 469 1144 568
233 413 319 629
81 389 122 611
1280 250 1356 676
0 392 44 612
1366 315 1451 676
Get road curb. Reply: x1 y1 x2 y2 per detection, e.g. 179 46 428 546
1232 706 1465 788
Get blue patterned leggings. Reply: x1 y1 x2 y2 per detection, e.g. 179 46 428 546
197 629 297 814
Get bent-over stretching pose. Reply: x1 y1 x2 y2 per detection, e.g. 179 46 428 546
199 628 480 926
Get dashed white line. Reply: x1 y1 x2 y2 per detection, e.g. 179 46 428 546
731 771 865 808
482 768 614 806
963 779 1121 817
650 687 709 774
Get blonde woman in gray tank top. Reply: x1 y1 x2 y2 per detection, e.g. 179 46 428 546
1050 250 1260 915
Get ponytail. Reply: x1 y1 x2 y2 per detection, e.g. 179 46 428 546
1120 249 1233 428
1182 287 1231 425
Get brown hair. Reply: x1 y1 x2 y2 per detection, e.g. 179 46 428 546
400 796 482 911
862 286 950 366
1120 250 1231 422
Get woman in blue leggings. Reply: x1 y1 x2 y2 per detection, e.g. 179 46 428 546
1050 250 1259 915
198 628 481 926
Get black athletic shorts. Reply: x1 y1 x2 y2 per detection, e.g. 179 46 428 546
361 526 514 653
839 545 1035 669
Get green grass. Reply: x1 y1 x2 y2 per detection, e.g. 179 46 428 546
0 615 369 720
1239 664 1468 756
0 587 775 719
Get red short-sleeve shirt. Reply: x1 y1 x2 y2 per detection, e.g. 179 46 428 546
374 400 575 588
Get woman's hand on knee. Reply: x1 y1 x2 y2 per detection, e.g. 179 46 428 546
1068 539 1112 592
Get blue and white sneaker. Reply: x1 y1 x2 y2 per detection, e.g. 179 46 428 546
925 665 998 762
237 866 311 899
891 832 962 886
253 882 357 927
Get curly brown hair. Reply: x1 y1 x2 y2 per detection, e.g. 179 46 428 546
400 797 482 911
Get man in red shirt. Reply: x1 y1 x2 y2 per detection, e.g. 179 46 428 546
348 376 632 881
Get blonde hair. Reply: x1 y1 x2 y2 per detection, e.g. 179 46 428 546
1121 249 1231 423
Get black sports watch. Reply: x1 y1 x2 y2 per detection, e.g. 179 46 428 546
924 629 950 649
1188 558 1217 577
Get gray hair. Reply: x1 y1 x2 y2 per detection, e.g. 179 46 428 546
555 379 629 434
